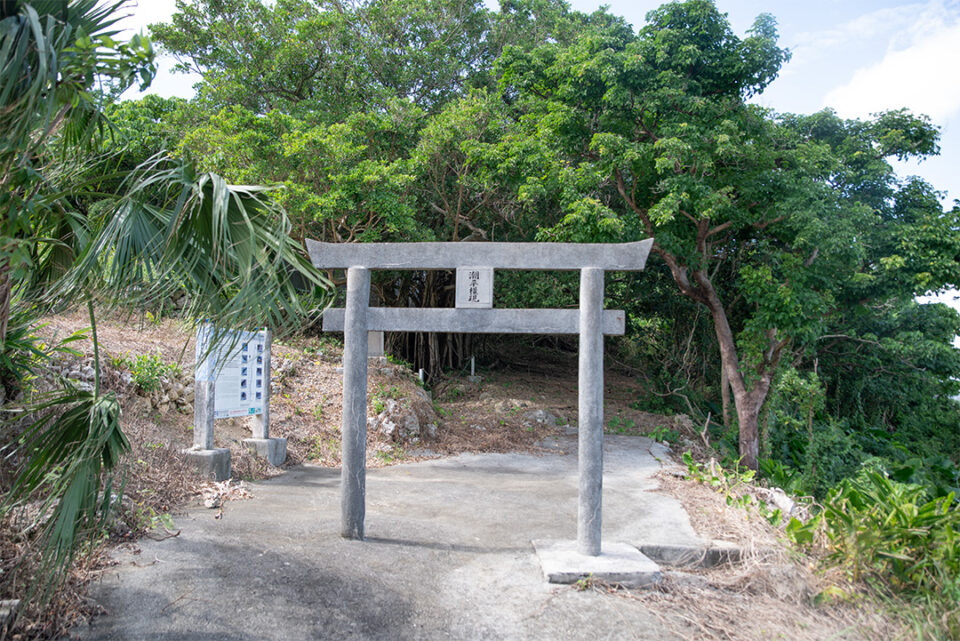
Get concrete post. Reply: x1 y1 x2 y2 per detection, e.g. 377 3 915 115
578 267 604 556
251 329 272 439
194 379 216 450
341 266 370 540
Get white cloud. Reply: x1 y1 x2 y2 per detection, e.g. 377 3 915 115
823 2 960 121
788 4 925 70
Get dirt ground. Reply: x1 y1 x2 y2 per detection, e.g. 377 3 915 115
15 310 906 641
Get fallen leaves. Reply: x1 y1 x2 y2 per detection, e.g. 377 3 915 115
199 480 253 519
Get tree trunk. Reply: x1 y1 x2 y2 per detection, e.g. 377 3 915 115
620 187 787 470
730 387 765 470
669 264 779 470
720 364 731 428
707 299 774 470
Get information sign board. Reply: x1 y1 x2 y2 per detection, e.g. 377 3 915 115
195 324 268 419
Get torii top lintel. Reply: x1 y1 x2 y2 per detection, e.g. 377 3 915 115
306 239 654 271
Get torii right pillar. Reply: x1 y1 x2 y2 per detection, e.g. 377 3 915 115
578 267 604 556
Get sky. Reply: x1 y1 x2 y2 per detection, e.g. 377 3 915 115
118 0 960 305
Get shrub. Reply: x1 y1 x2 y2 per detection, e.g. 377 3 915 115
788 466 960 637
115 352 182 393
792 468 960 596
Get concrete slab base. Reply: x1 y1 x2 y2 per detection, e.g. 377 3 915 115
182 447 231 481
637 541 742 568
532 540 662 588
243 438 287 466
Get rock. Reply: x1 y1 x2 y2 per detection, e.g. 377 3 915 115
413 386 430 402
368 395 437 442
758 487 796 516
379 418 398 438
0 599 20 627
494 398 529 413
121 372 134 387
168 388 180 402
522 409 557 426
275 359 297 381
160 376 172 391
402 411 420 436
173 382 185 395
184 390 195 403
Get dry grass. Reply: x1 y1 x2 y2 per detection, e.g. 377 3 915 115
625 464 908 641
598 573 903 641
0 535 109 641
0 399 208 640
654 470 780 550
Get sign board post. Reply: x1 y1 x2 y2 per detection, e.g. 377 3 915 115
251 329 273 439
308 239 653 558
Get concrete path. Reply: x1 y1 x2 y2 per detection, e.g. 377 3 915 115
77 436 703 641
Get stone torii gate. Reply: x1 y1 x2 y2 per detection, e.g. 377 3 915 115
307 239 653 559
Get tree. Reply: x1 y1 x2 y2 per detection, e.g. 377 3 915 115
144 0 633 374
496 0 959 468
1 0 328 601
151 0 492 118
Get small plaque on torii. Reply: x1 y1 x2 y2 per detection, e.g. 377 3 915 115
456 267 493 308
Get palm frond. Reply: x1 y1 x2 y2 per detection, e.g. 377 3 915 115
63 156 332 334
3 385 127 600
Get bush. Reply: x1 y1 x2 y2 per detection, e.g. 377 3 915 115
788 466 960 637
803 420 865 498
114 352 182 393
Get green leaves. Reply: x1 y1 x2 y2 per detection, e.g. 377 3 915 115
793 466 960 600
536 198 624 243
4 385 129 601
1 3 335 615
